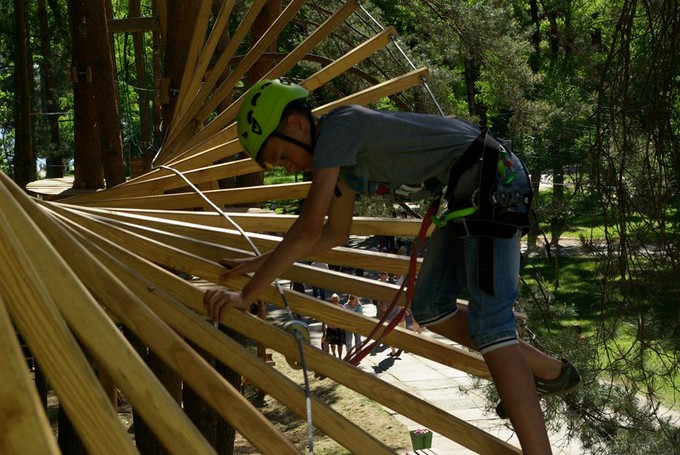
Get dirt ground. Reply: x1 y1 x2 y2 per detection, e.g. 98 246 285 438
234 352 411 454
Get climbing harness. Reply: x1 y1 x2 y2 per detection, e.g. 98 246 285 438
156 165 316 454
345 130 534 363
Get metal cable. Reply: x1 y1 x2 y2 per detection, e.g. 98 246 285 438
358 2 446 117
156 164 315 454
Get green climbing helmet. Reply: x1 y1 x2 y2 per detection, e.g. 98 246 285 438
237 78 310 162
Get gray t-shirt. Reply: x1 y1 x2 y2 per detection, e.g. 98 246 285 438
313 105 481 198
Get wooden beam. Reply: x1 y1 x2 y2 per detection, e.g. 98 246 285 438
70 226 394 454
0 179 140 455
43 201 489 380
7 190 298 455
49 203 417 278
62 138 248 205
161 0 215 146
107 16 159 33
0 296 60 455
167 0 360 160
77 181 311 210
302 26 397 91
44 201 514 454
61 206 433 237
159 0 268 157
317 67 431 115
172 0 236 125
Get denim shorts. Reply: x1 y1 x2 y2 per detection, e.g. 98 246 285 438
411 223 522 354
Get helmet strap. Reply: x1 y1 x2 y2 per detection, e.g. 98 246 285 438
270 109 316 155
270 131 314 154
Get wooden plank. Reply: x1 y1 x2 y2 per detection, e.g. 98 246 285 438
52 204 527 327
213 311 516 454
0 296 60 455
194 0 308 127
302 27 397 91
0 179 140 455
264 0 360 89
218 312 518 454
72 158 260 202
172 0 235 127
156 0 215 154
159 0 268 157
168 0 360 160
42 201 491 380
12 196 299 455
78 181 312 210
46 215 510 453
48 202 419 280
64 206 432 237
107 16 159 33
61 138 247 204
70 228 394 455
316 67 431 115
26 176 98 200
0 174 221 455
164 121 240 168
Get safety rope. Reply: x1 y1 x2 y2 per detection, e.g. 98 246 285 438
340 4 453 365
156 165 315 454
345 197 441 365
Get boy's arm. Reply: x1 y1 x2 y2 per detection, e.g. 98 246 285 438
241 167 353 302
205 167 355 320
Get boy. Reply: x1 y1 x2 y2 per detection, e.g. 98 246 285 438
204 78 579 454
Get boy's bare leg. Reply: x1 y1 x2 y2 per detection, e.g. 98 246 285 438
429 309 563 380
484 344 553 454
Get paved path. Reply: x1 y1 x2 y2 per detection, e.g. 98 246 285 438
299 302 583 454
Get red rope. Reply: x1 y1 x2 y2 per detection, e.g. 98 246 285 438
345 198 441 365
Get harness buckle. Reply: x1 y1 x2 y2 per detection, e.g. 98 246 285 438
452 217 472 238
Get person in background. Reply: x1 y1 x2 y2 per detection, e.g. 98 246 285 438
310 261 329 300
325 293 346 358
343 294 363 355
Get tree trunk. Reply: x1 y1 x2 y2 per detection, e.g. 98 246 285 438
525 0 541 253
550 166 565 248
130 0 153 173
38 0 64 179
526 164 541 253
67 0 124 189
57 404 87 455
161 0 200 138
462 56 486 126
237 0 280 193
92 0 125 188
151 0 164 156
214 328 246 454
13 0 37 188
67 0 104 189
126 330 178 455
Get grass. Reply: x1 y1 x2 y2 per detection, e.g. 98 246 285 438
519 252 680 405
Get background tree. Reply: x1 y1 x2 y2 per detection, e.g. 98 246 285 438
37 0 64 179
13 0 36 188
